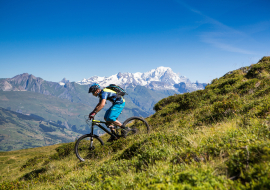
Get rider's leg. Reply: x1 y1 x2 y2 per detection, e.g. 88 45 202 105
104 102 125 132
104 103 125 123
112 120 122 127
104 119 118 142
105 103 130 138
104 120 116 132
104 121 123 134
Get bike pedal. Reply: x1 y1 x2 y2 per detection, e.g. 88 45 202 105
107 136 118 142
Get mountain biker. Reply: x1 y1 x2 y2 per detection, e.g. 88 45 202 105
88 83 129 142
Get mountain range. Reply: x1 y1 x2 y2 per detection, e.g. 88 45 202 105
0 67 207 151
76 66 207 92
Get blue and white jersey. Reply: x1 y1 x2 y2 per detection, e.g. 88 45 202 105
98 88 125 104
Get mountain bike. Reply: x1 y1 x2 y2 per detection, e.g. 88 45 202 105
74 116 150 162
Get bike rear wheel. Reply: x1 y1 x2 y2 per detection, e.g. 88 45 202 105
74 134 104 162
122 116 150 136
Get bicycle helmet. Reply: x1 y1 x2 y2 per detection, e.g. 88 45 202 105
88 83 101 93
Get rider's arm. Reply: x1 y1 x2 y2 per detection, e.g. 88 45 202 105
93 99 106 113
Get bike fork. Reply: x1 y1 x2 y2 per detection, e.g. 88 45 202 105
90 136 93 147
88 136 95 150
89 125 95 150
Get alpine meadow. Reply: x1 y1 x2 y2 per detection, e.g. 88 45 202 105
2 56 270 189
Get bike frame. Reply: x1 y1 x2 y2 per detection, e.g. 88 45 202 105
90 119 119 139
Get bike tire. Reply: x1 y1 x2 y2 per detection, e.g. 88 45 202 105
74 134 104 162
122 116 150 136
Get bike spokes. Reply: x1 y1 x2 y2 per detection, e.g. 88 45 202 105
75 116 149 162
75 135 103 162
123 117 149 135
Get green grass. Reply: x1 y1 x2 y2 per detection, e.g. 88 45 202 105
0 144 60 183
1 56 270 189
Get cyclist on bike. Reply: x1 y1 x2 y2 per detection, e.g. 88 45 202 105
88 83 129 141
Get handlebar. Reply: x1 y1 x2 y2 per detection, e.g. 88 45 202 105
84 115 94 125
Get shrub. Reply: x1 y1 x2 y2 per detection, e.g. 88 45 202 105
20 155 46 170
237 78 259 95
50 142 75 160
195 93 240 124
212 94 240 120
226 144 270 182
20 167 47 180
154 90 205 112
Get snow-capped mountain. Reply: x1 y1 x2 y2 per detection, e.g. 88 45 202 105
77 67 207 92
59 78 69 86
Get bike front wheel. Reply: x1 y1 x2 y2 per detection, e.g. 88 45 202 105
74 134 104 162
122 116 150 136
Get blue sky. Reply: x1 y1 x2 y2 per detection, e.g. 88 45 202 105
0 0 270 83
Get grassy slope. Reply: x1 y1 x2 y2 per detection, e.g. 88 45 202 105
1 57 270 189
0 144 60 182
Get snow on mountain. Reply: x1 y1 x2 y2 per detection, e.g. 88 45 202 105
76 66 206 92
59 78 70 86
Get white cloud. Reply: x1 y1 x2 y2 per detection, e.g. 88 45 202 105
242 21 270 35
174 0 257 55
201 37 256 54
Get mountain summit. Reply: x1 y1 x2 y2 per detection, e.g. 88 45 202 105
59 78 70 86
77 66 206 92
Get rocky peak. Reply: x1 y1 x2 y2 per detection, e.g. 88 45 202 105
61 78 69 83
0 73 45 92
59 78 70 86
117 72 122 79
10 73 43 83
